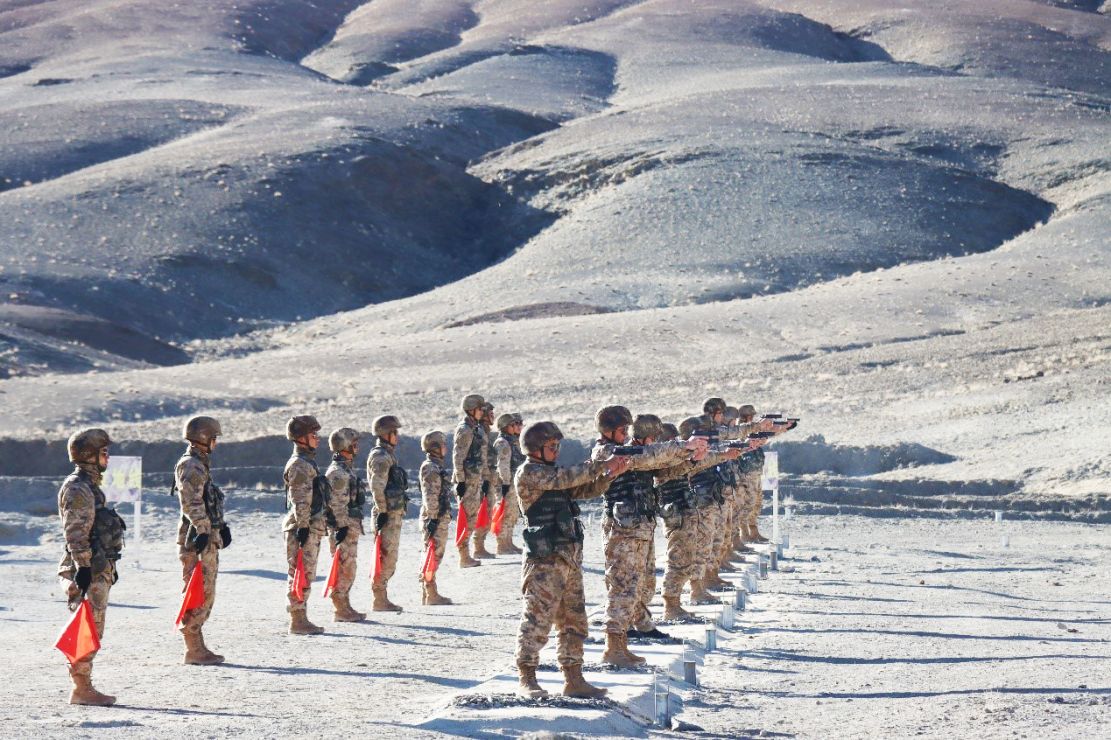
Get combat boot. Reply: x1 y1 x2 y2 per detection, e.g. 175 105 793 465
458 545 481 568
719 557 737 572
561 664 608 699
289 610 325 635
636 626 681 643
663 595 696 622
706 573 731 590
690 579 721 605
69 670 116 706
496 537 522 555
372 586 403 612
332 593 366 622
750 524 769 544
602 632 646 668
472 538 496 559
517 663 549 699
183 629 223 665
422 580 453 606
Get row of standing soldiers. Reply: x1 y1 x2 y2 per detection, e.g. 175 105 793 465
54 395 791 705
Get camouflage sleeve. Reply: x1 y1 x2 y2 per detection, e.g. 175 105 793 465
568 475 612 502
654 450 731 484
493 437 513 485
451 424 471 484
420 461 440 512
515 459 606 510
59 480 95 568
285 459 314 529
325 466 350 529
721 422 759 440
177 459 212 536
626 439 688 471
368 451 391 511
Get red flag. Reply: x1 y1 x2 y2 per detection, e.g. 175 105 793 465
370 534 383 583
475 498 490 529
420 541 439 583
175 562 205 628
492 497 507 536
455 507 468 547
290 548 309 602
322 548 341 598
56 598 100 666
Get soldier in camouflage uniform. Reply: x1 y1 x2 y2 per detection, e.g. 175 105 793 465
176 415 229 663
452 393 488 568
492 412 524 555
514 421 631 699
418 431 453 606
283 415 328 635
367 415 408 612
472 401 500 559
57 428 125 705
737 404 793 543
590 407 707 667
324 427 367 622
722 406 753 554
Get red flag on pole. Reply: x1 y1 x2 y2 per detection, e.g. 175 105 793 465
475 498 490 529
290 548 309 602
492 497 507 536
56 598 100 666
322 548 341 598
175 562 205 628
420 541 439 583
455 506 468 547
370 534 383 583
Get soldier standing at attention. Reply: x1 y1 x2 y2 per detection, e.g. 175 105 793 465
514 421 631 700
324 427 367 622
418 431 454 606
283 415 328 635
367 415 408 612
176 416 229 663
473 401 500 559
492 412 525 555
452 394 488 568
58 428 125 705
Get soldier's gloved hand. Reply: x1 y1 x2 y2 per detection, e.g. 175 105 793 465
74 566 92 595
296 527 310 547
481 480 490 496
334 526 349 544
501 484 510 500
193 532 211 553
455 482 466 498
424 518 438 538
220 524 232 548
376 513 388 532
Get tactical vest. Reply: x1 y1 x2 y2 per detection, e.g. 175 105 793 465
717 459 738 489
383 452 409 512
463 424 485 474
486 430 498 473
603 469 656 527
656 476 692 525
326 457 366 526
739 446 765 475
521 488 584 558
173 453 225 549
500 433 526 475
286 454 328 518
436 466 452 517
689 466 723 509
78 470 126 573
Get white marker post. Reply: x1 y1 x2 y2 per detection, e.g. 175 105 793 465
762 451 780 549
103 455 142 569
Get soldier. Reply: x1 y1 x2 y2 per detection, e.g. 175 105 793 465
472 401 500 559
283 415 328 635
515 421 631 700
57 428 125 705
452 393 488 568
492 412 525 555
176 416 229 664
737 404 790 544
591 407 707 667
418 431 454 606
324 427 367 622
722 406 752 556
367 415 408 612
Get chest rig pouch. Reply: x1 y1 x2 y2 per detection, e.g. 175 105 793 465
522 489 584 558
385 462 409 512
348 475 367 520
83 474 126 573
172 461 224 549
689 467 722 509
463 427 485 475
740 447 765 475
604 470 656 528
437 469 452 516
655 477 691 528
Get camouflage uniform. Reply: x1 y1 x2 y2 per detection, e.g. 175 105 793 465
58 462 122 679
452 415 488 562
418 454 452 580
367 440 408 589
176 447 225 635
471 421 500 552
514 459 610 669
493 431 524 550
739 446 765 539
283 447 327 615
325 455 365 599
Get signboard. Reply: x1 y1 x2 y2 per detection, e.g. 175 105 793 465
760 451 779 491
103 456 142 503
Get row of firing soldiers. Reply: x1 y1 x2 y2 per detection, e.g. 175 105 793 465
54 395 792 705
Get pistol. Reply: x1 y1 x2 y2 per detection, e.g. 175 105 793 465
611 445 645 456
749 431 777 439
762 413 784 419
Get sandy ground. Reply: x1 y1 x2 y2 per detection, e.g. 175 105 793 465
1 500 1107 738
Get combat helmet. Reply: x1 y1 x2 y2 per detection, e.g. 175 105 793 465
184 416 221 446
496 413 519 432
632 414 663 441
329 427 359 454
595 405 633 433
286 415 321 441
521 421 563 455
702 397 727 416
678 415 709 440
372 415 402 436
461 394 486 414
67 428 112 464
421 431 446 454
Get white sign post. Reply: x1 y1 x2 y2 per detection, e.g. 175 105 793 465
104 456 142 568
761 451 780 548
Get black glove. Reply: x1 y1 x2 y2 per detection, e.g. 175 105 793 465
74 566 92 595
501 484 510 500
220 524 232 548
193 532 210 553
334 526 349 544
455 482 466 498
296 527 309 547
481 480 490 496
424 518 439 538
375 513 388 532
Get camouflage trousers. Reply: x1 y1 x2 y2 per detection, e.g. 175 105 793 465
370 506 403 588
496 485 521 546
65 566 114 676
418 512 451 581
180 545 219 634
662 507 703 599
327 520 363 596
516 545 588 668
456 477 484 555
285 522 325 613
739 473 762 535
716 485 740 564
702 503 725 580
602 517 656 634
